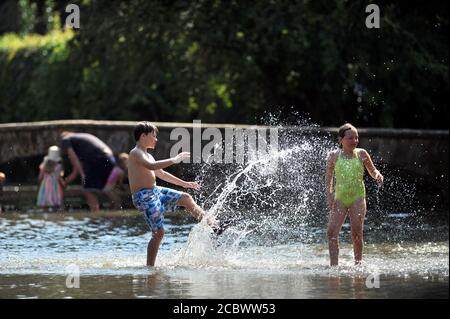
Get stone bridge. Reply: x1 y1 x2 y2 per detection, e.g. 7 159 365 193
0 120 448 205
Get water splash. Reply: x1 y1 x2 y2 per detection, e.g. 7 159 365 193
0 116 446 281
195 130 334 245
168 114 446 274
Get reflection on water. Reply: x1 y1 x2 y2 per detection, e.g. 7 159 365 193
0 271 447 299
0 211 448 298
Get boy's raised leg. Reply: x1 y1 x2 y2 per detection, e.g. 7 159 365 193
177 193 219 228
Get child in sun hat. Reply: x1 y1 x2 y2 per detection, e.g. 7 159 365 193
37 145 65 210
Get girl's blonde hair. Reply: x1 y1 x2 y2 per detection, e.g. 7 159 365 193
43 159 58 174
338 123 357 139
337 123 357 147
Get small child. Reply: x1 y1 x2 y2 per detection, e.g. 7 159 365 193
103 153 129 192
325 123 384 266
117 153 129 185
37 146 64 210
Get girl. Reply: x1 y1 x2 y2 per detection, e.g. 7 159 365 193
103 152 128 193
37 146 64 210
325 123 384 266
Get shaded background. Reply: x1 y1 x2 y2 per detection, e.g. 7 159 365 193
0 0 448 128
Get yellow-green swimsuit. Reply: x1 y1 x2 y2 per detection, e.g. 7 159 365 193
334 150 366 208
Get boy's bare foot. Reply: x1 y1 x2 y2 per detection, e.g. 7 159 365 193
213 219 233 236
204 215 219 228
201 214 227 235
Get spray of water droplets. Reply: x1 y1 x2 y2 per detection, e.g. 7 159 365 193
167 114 440 269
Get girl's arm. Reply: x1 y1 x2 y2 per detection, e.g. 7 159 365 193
58 165 66 188
58 164 64 178
155 169 200 190
325 151 337 209
38 163 44 184
359 149 384 185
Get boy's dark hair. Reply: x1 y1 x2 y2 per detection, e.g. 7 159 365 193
134 122 158 141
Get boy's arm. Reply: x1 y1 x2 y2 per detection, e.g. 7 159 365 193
155 169 187 188
359 149 384 184
325 151 336 209
135 151 190 171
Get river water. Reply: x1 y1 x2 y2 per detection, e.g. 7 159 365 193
1 124 448 299
0 210 447 299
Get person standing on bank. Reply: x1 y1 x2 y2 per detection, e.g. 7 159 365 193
61 131 122 211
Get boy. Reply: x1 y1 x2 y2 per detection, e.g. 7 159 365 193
128 121 219 266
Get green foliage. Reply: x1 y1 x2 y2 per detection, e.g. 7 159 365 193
0 0 448 128
0 29 76 121
18 0 37 35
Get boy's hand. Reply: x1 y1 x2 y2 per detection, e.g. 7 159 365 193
183 181 201 190
173 152 191 164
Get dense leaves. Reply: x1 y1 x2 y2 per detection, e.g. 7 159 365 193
0 0 448 128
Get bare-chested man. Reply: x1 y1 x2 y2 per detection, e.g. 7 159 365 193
128 121 219 266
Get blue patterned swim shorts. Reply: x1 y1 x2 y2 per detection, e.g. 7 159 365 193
132 186 183 232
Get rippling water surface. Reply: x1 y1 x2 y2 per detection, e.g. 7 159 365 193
1 120 448 298
0 210 447 299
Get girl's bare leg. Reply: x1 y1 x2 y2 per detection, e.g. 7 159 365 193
348 198 367 265
327 201 348 266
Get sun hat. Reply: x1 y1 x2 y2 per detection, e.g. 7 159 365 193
45 145 62 162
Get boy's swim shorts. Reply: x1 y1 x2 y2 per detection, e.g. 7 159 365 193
132 186 183 232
